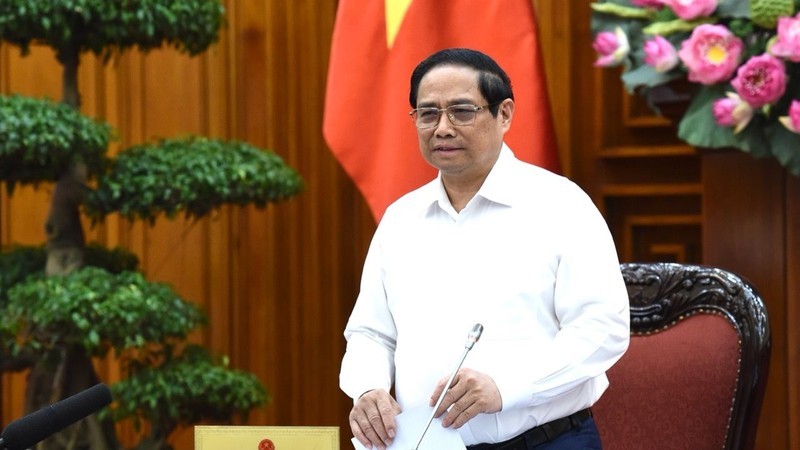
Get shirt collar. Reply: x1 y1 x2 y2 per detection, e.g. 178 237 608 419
419 143 518 216
474 143 516 207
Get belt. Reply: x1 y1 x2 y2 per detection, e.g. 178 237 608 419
466 408 592 450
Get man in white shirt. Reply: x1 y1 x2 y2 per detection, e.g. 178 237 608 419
340 48 630 450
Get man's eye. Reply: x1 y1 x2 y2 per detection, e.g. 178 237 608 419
450 107 474 119
419 109 438 118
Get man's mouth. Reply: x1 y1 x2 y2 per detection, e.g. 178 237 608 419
434 145 461 153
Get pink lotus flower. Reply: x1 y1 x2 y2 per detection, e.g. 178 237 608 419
678 24 743 85
631 0 664 7
662 0 718 19
770 13 800 62
731 54 787 108
644 36 679 72
712 92 754 133
779 100 800 133
593 27 630 67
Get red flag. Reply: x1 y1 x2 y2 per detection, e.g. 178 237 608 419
323 0 559 222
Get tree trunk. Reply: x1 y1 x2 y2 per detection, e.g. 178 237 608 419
27 43 120 450
45 162 87 276
45 42 85 276
29 348 119 450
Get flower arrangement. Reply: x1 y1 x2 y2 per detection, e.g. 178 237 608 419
591 0 800 175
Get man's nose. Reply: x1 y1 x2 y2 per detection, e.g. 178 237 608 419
434 113 456 136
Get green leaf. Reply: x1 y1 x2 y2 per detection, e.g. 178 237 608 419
678 84 773 158
768 125 800 175
622 64 684 92
591 2 645 35
643 18 717 36
88 329 99 346
716 0 753 18
678 85 733 148
749 0 794 28
591 2 655 19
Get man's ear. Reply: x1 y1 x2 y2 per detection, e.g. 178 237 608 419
500 98 514 130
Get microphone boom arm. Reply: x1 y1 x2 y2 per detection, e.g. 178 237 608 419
412 323 483 450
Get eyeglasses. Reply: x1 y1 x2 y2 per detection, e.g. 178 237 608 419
409 104 493 129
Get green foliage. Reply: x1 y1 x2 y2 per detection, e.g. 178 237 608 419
0 241 268 445
1 1 281 443
0 95 111 193
86 137 304 222
109 345 268 428
678 84 773 157
84 242 141 273
1 267 206 359
750 0 794 28
591 0 800 176
0 243 139 305
0 244 139 366
0 246 47 366
0 246 46 306
0 0 225 61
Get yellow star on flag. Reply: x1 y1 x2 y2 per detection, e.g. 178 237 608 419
385 0 413 48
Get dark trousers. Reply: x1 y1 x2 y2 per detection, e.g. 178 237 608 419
530 417 602 450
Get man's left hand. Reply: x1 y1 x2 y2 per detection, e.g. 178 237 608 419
428 368 502 428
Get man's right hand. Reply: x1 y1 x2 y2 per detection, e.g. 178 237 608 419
349 389 402 450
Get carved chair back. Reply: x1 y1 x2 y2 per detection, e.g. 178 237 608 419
593 262 770 450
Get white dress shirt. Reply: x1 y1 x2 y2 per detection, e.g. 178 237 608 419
340 144 630 445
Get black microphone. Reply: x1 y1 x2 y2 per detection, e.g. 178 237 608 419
0 383 113 450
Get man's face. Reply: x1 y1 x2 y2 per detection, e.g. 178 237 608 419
414 65 513 183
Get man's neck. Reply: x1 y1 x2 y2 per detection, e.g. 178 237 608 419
440 145 504 212
442 174 486 213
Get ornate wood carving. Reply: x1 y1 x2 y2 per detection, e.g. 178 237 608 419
622 263 768 336
621 262 771 450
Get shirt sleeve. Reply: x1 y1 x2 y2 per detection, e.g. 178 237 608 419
493 189 631 411
339 226 398 401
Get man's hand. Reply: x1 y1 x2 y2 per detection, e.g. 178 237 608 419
429 368 502 429
349 389 402 449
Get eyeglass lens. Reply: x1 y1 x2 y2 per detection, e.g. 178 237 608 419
413 105 481 128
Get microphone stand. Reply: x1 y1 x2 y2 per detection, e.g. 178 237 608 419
412 323 483 450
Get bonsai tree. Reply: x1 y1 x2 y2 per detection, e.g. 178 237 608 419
0 1 303 449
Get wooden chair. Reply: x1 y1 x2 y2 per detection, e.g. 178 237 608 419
593 262 771 450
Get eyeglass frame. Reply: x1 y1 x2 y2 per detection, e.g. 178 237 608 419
408 102 501 129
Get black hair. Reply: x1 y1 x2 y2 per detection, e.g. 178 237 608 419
409 48 514 117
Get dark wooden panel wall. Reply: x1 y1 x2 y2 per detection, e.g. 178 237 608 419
0 1 796 449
